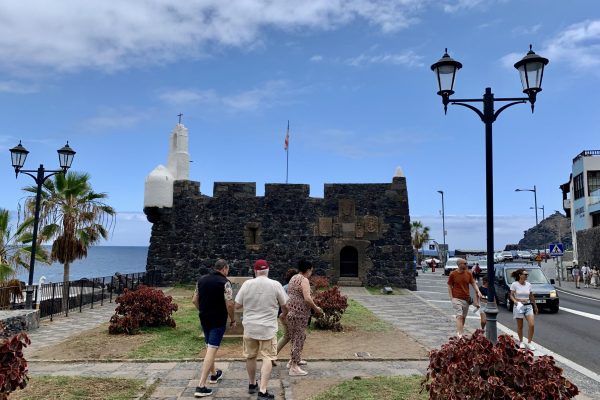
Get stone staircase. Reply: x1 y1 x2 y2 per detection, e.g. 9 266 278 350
337 277 363 287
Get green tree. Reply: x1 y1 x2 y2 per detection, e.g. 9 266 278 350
411 220 430 265
23 172 115 303
0 207 49 283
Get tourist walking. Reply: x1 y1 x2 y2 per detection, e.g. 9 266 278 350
510 268 538 351
235 259 288 400
581 262 591 288
572 263 582 288
447 258 482 338
275 268 300 358
475 275 489 330
285 260 323 376
591 266 599 288
192 259 236 398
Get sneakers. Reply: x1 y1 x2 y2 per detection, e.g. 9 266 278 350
209 369 223 384
519 342 526 349
194 386 213 397
526 342 537 351
248 383 258 394
257 390 275 399
286 360 308 368
289 367 308 376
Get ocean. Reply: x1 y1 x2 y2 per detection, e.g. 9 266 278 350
16 246 148 284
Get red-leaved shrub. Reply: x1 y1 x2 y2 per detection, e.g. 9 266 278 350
422 330 579 399
310 275 330 290
0 323 30 399
109 286 178 335
313 286 348 331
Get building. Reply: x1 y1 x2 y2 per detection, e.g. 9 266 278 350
143 124 416 289
560 150 600 265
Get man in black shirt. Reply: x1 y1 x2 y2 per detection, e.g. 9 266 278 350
192 259 236 397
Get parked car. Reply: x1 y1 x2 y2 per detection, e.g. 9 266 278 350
444 257 461 276
494 263 559 313
517 250 532 259
500 251 513 261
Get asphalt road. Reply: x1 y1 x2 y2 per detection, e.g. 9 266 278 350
416 272 600 375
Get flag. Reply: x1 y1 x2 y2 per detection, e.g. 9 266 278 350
284 121 289 151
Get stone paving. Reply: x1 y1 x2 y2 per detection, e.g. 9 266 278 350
21 282 598 399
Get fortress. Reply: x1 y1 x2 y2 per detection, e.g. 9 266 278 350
143 124 416 289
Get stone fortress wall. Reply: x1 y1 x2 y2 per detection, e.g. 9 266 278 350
143 123 416 289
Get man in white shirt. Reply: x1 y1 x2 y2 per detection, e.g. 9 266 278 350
235 259 288 400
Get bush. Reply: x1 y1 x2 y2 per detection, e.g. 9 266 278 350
109 286 178 335
313 286 348 332
0 323 30 399
422 330 579 399
310 275 330 290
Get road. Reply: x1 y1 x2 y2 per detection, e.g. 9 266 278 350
416 271 600 375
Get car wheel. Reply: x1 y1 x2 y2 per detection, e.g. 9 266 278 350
505 294 513 311
549 304 559 313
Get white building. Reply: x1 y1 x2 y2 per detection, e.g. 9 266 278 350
560 150 600 262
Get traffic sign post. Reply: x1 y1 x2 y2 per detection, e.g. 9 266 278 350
549 243 564 257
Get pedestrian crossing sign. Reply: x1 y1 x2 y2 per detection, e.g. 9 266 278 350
549 243 564 257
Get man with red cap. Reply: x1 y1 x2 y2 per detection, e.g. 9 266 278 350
235 259 288 400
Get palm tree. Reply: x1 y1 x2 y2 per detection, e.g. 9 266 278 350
23 172 115 308
0 207 49 283
411 220 430 265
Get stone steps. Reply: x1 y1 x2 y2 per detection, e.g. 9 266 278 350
337 277 363 287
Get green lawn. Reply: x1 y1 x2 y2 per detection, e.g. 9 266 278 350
126 286 240 359
310 376 428 400
339 298 393 332
11 376 149 400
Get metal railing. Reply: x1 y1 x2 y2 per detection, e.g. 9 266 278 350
573 150 600 163
1 271 162 320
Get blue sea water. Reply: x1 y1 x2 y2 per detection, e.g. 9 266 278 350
16 246 148 284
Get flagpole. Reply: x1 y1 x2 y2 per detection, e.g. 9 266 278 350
285 120 289 184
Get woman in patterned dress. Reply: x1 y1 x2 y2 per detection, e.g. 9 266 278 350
285 259 323 376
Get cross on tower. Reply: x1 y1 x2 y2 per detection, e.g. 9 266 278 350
177 113 183 124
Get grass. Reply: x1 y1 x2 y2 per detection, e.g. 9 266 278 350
310 376 428 400
340 298 392 332
126 286 240 359
11 376 147 400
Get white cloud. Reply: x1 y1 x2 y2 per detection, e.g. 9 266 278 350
310 55 324 62
345 50 424 67
0 1 428 75
442 0 484 13
415 214 535 250
159 80 294 112
501 20 600 71
82 108 148 132
0 80 39 94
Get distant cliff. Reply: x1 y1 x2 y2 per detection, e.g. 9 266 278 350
513 212 572 250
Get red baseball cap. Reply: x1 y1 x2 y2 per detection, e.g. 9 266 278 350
254 259 269 271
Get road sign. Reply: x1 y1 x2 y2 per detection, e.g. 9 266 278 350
549 243 564 257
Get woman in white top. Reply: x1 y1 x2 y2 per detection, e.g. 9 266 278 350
509 268 539 350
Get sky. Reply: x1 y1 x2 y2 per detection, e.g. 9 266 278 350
0 0 598 250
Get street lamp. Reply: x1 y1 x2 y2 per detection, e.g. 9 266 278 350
431 45 548 343
437 190 447 264
9 141 76 308
530 205 545 221
515 185 539 225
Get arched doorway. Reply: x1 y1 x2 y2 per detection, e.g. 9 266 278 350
340 246 359 277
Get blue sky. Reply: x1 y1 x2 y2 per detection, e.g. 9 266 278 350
0 0 597 250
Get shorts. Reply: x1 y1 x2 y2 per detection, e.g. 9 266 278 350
202 325 226 348
513 304 534 319
242 336 277 361
451 298 469 319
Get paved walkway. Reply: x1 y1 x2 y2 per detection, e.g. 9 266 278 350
20 281 598 399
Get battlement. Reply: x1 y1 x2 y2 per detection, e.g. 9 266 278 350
213 182 256 198
265 184 309 199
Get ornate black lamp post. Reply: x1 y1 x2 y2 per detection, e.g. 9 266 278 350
431 46 548 343
437 190 447 264
516 185 539 225
9 141 76 308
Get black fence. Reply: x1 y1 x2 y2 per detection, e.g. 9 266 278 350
0 271 162 321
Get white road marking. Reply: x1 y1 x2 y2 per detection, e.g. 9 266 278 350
559 306 600 321
556 289 600 302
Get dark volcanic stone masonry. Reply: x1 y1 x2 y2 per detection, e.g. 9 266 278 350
144 177 416 289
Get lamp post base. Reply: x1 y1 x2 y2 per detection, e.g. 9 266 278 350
485 301 500 344
25 288 34 310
